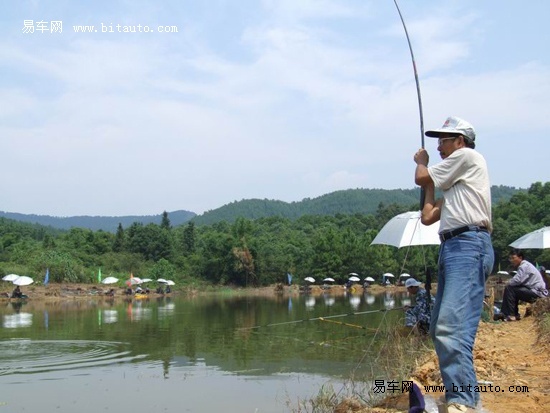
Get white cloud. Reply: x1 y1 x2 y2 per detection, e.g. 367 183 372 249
0 0 549 216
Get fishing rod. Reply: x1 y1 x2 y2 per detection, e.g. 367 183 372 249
392 0 432 299
393 0 424 147
318 317 380 332
241 307 404 330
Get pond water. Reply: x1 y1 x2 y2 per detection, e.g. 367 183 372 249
0 289 411 412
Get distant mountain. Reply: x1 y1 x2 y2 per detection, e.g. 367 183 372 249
0 185 523 231
191 185 523 225
0 210 196 232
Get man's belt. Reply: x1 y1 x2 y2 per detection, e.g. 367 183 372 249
439 225 488 242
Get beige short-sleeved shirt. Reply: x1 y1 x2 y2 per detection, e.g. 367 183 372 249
428 148 492 233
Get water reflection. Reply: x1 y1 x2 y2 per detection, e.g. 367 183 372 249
158 298 175 318
102 309 118 324
3 313 33 328
0 291 413 412
384 291 396 309
349 295 361 310
323 295 335 306
305 296 316 309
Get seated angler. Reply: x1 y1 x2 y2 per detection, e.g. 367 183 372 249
499 249 548 321
403 278 433 334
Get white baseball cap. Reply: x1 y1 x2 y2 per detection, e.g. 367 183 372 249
425 116 476 148
405 278 422 288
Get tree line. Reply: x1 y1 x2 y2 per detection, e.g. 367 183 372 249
0 182 548 287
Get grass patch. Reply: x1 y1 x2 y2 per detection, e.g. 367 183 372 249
288 321 433 412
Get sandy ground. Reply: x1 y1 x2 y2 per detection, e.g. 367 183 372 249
2 283 549 412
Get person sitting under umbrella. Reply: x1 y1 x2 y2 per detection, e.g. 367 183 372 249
497 249 548 321
403 278 433 335
11 285 24 299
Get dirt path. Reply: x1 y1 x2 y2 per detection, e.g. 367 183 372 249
410 312 550 413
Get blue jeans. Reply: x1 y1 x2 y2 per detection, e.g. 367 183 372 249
430 230 494 407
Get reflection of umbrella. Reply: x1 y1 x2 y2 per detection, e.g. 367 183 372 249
370 211 440 248
101 277 119 285
2 274 20 282
349 296 361 309
304 277 315 283
3 313 33 328
364 277 375 282
509 227 550 249
323 278 335 283
13 276 34 286
324 296 335 306
348 276 360 282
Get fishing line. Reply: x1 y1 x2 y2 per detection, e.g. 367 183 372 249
239 307 404 330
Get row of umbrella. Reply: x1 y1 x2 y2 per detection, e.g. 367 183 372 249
101 277 175 286
304 274 377 284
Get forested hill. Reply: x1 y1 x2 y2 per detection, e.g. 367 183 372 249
0 210 196 233
192 185 522 226
0 185 521 231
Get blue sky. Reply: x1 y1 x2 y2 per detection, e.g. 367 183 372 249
1 0 549 216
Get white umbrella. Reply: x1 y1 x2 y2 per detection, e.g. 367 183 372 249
399 273 411 278
370 211 440 248
126 277 142 286
509 226 550 249
12 276 34 286
157 278 168 283
165 280 175 286
141 278 153 283
348 272 359 276
364 277 375 282
304 277 315 283
497 271 509 276
101 277 119 285
2 274 20 282
323 278 335 283
383 273 395 278
348 276 360 282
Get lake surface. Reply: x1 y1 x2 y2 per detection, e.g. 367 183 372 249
0 289 410 412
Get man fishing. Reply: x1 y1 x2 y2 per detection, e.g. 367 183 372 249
403 278 432 335
413 116 494 413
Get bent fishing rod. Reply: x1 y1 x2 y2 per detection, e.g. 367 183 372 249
393 0 424 148
392 0 432 299
240 306 404 330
